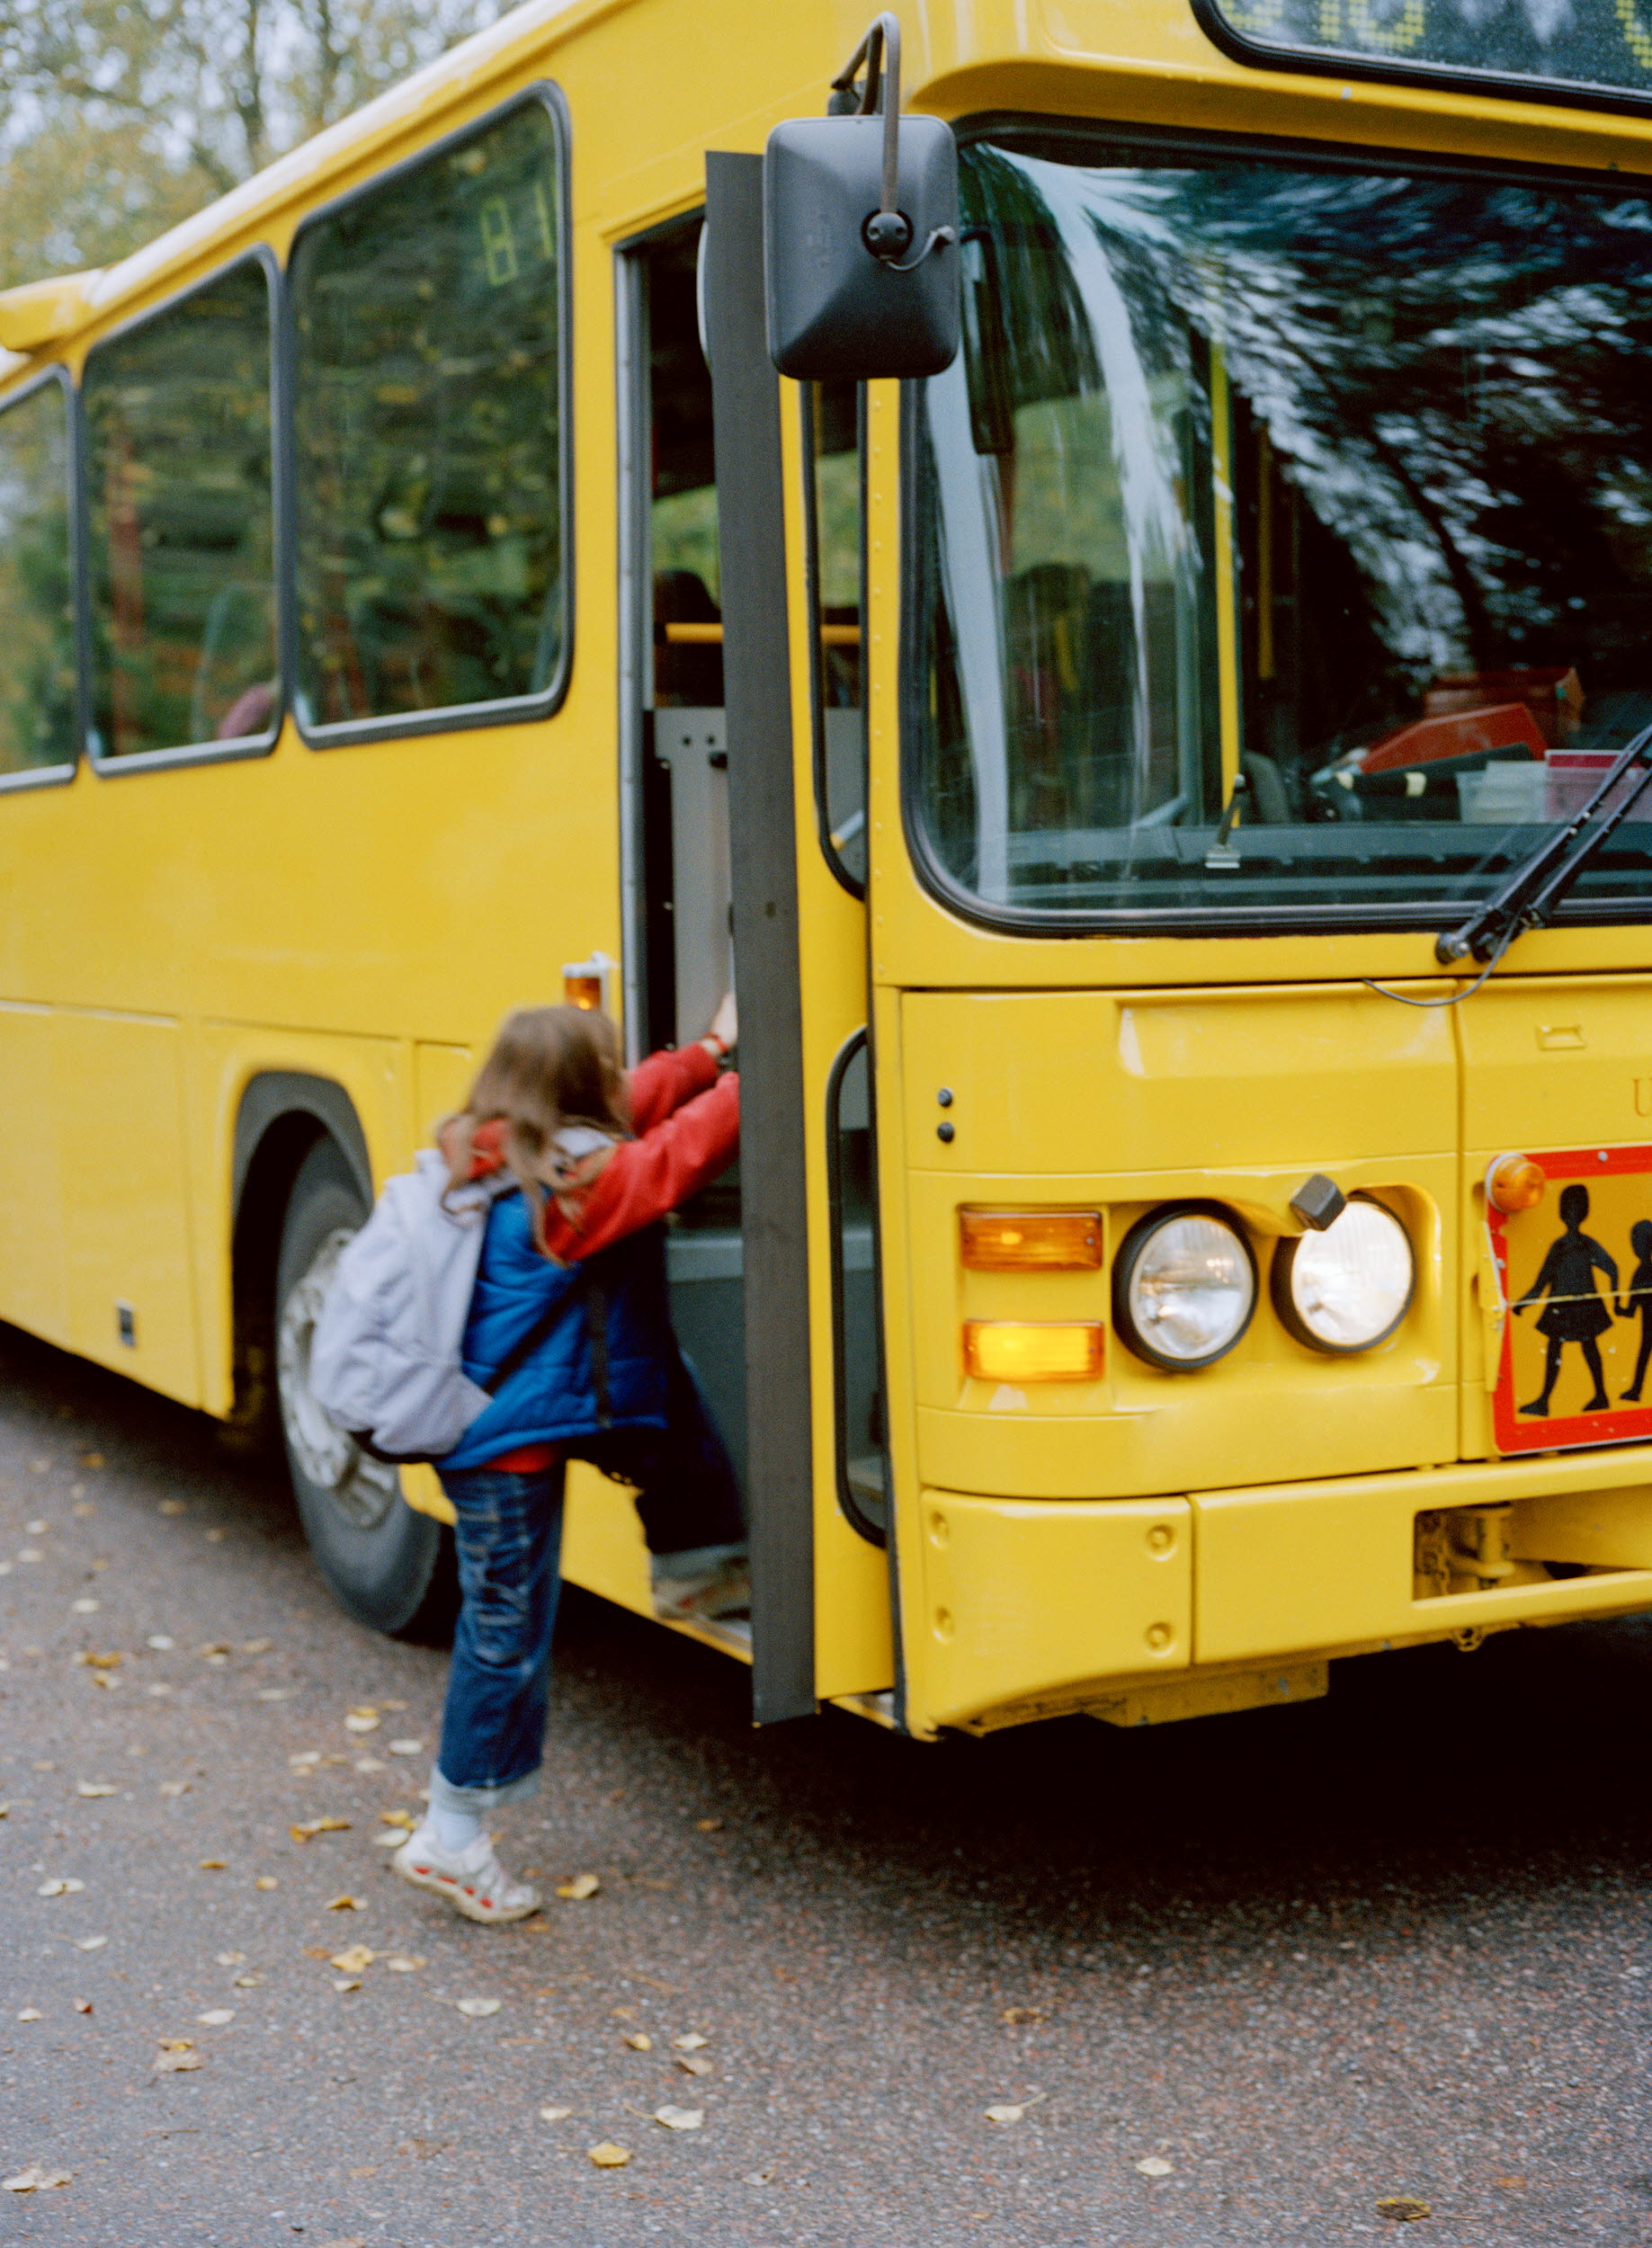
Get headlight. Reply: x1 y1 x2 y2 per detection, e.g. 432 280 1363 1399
1271 1195 1414 1354
1113 1206 1256 1372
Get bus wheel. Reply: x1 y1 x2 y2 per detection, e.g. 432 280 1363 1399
274 1136 452 1637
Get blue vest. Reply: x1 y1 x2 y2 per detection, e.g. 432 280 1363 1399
438 1186 673 1472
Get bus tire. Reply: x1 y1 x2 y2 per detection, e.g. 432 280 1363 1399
274 1134 454 1637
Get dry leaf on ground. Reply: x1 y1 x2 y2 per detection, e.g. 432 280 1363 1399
16 2010 40 2023
1136 2155 1174 2177
676 2054 712 2077
387 1738 423 1756
76 1782 115 1798
557 1873 600 1901
457 1998 501 2018
1001 2005 1048 2026
254 1877 278 1891
332 1978 362 1994
372 1830 403 1847
234 1975 263 1988
379 1810 415 1829
154 2047 202 2074
324 1895 363 1912
196 2010 235 2027
694 1816 723 1832
147 1635 174 1650
539 2106 572 2123
330 1946 375 1974
158 1780 188 1798
587 2143 631 2170
344 1715 380 1735
2 2167 71 2193
37 1878 85 1897
654 2106 702 2131
985 2105 1024 2125
622 2032 653 2052
1377 2199 1433 2223
71 1599 100 1615
73 1937 106 1952
215 1952 245 1967
199 1859 227 1871
673 2031 709 2050
385 1954 424 1973
73 1999 92 2014
290 1816 351 1842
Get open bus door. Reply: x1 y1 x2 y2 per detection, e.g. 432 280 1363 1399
701 152 896 1724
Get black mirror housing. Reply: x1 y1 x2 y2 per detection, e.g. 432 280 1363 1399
763 112 960 381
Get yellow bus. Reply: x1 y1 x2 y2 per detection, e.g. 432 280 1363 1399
6 0 1652 1743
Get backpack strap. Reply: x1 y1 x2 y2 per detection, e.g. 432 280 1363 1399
481 1278 576 1396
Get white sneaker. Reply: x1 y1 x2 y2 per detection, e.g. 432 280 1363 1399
653 1551 752 1622
392 1825 540 1924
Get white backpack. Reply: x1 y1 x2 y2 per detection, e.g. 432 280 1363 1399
309 1149 508 1463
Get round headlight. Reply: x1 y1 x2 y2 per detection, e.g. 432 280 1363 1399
1113 1206 1257 1372
1271 1195 1414 1354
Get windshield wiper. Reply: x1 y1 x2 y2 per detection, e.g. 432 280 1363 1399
1435 721 1652 967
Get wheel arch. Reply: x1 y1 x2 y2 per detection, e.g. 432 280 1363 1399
225 1073 372 1450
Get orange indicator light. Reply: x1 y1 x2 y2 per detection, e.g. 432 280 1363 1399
1487 1153 1547 1214
563 974 603 1011
960 1209 1103 1271
963 1321 1105 1383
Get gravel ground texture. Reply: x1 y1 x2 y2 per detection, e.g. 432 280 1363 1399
0 1320 1648 2247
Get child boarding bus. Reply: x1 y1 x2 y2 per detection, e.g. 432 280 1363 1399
5 0 1652 1742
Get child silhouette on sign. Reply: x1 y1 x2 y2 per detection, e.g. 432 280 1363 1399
1513 1182 1619 1416
1616 1217 1652 1403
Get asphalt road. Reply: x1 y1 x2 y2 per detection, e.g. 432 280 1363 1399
0 1321 1648 2248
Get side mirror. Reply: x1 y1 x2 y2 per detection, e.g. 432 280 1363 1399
763 14 960 382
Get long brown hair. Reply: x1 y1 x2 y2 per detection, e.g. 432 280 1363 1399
442 1005 631 1253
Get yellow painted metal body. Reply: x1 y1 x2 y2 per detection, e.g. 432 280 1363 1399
2 0 1652 1736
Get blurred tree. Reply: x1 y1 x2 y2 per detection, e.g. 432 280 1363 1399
0 0 510 289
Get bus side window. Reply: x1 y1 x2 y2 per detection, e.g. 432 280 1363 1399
290 93 568 736
0 373 76 780
804 381 866 892
84 257 277 764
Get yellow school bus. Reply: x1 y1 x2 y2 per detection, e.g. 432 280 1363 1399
6 0 1652 1740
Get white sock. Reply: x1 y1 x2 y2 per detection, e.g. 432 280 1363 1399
429 1802 482 1854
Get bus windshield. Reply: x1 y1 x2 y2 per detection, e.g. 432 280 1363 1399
913 139 1652 931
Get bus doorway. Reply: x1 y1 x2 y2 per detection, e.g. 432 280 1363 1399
621 218 747 1505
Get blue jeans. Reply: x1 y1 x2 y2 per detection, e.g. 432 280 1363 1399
433 1462 566 1812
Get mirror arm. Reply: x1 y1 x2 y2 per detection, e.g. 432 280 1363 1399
831 14 905 252
827 15 955 270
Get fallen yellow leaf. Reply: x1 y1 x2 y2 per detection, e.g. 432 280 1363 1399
1377 2199 1433 2224
673 2032 709 2050
324 1895 363 1912
254 1877 278 1891
2 2166 71 2193
557 1872 600 1901
676 2054 712 2077
290 1816 351 1842
329 1946 375 1974
622 2032 653 2052
654 2106 702 2131
539 2105 573 2123
587 2143 631 2170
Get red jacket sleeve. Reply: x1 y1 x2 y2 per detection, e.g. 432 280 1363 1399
545 1070 739 1262
625 1042 719 1132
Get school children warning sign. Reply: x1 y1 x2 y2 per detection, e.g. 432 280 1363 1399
1489 1146 1652 1455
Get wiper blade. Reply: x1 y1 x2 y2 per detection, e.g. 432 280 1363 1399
1435 721 1652 967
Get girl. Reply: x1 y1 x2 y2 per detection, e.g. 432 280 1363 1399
393 995 741 1924
1513 1180 1619 1418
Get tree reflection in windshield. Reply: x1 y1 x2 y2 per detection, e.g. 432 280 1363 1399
914 138 1652 926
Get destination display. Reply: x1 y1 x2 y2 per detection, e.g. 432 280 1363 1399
1201 0 1652 104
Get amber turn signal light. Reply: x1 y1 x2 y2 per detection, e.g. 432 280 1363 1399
563 974 603 1011
963 1321 1105 1383
960 1209 1103 1271
1487 1152 1547 1215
